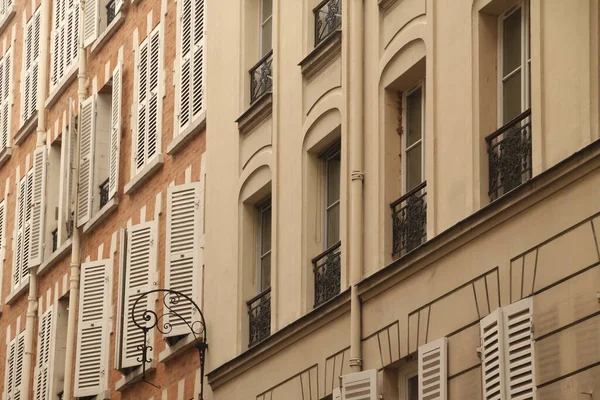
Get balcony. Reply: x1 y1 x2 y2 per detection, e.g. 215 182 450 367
314 0 342 47
486 109 532 201
249 50 273 104
312 241 341 307
99 178 110 209
247 288 271 346
391 182 427 258
106 0 117 26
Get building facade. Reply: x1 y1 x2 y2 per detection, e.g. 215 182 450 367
205 1 600 400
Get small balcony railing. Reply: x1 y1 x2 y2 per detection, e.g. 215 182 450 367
51 228 58 252
486 109 532 202
249 50 273 104
391 182 427 258
106 0 117 25
312 241 341 307
314 0 342 46
247 287 271 346
99 178 110 209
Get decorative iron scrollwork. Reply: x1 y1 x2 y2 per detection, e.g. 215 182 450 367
315 0 342 46
249 51 273 103
312 242 341 307
391 182 427 258
247 288 271 346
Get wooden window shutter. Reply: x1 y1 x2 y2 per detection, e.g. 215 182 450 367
4 337 15 399
146 27 161 161
83 0 98 47
0 48 12 151
341 370 378 400
502 298 536 400
480 309 506 400
418 337 448 400
135 38 148 172
77 95 96 227
23 170 33 275
35 307 54 400
332 387 341 400
121 221 156 368
178 0 193 131
191 0 205 118
30 147 47 266
165 182 202 337
74 260 109 397
0 200 5 260
14 331 25 399
108 63 122 199
22 12 34 124
27 10 40 120
13 175 26 288
66 99 77 235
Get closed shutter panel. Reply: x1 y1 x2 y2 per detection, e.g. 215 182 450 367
35 308 54 400
165 183 202 337
147 28 160 161
178 0 192 131
0 200 5 259
341 370 378 400
66 99 77 235
14 332 25 400
13 175 26 288
22 14 33 123
502 298 536 400
0 49 11 151
69 1 79 70
77 96 96 227
480 309 506 400
108 63 122 199
30 147 47 266
191 0 204 118
122 221 156 368
5 338 15 399
418 337 448 400
74 261 109 397
83 0 98 47
135 40 148 172
22 171 33 279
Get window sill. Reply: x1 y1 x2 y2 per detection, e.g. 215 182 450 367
0 7 15 36
90 11 125 55
236 93 273 135
14 115 38 145
378 0 399 12
0 147 11 167
37 238 73 277
299 29 341 79
167 111 206 155
124 154 164 195
115 361 157 392
158 334 197 363
83 197 118 234
5 277 30 305
46 65 78 109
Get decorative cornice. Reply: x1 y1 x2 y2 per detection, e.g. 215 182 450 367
378 0 400 12
236 93 273 136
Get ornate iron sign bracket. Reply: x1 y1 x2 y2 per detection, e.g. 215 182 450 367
132 289 208 400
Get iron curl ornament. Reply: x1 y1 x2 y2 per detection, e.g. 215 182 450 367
131 289 208 400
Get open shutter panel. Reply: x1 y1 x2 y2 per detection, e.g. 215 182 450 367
191 0 205 118
30 147 47 266
178 0 192 131
147 28 160 161
35 308 53 400
13 176 26 288
5 338 15 399
135 40 148 172
108 63 122 199
480 309 506 400
22 16 32 124
66 99 77 235
122 221 156 368
83 0 98 47
23 171 33 280
341 370 378 400
14 332 25 400
0 200 5 259
503 298 536 400
165 183 202 337
74 261 108 397
418 337 448 400
30 11 40 120
77 96 96 227
3 49 12 150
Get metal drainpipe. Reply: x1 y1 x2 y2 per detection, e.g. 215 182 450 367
348 0 365 373
63 0 86 397
21 0 51 398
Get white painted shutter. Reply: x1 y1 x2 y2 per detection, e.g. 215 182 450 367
418 337 448 400
22 13 33 123
4 338 15 399
122 221 156 368
332 387 341 400
13 175 26 288
191 0 204 118
480 309 506 400
23 171 33 277
14 332 25 400
30 147 46 266
341 370 378 400
0 200 5 260
165 183 202 337
74 261 109 397
77 96 96 227
108 63 122 199
66 99 77 236
135 39 148 172
35 307 54 400
502 298 536 400
83 0 98 47
0 48 12 151
147 28 161 161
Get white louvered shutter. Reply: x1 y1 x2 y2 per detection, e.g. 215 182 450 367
332 387 341 400
341 370 378 400
74 261 109 397
22 12 34 124
0 200 5 259
135 38 148 172
14 332 25 400
480 309 506 400
108 63 122 199
35 308 54 400
122 221 156 368
83 0 98 47
191 0 205 118
502 298 536 400
30 147 46 266
0 48 12 151
66 99 77 235
23 171 33 278
13 175 26 288
77 96 96 227
165 183 202 337
418 337 448 400
4 338 15 399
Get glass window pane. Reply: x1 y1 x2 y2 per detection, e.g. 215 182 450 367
261 19 272 56
406 87 422 147
503 70 521 123
408 376 419 400
406 143 422 191
262 0 272 23
261 206 271 254
326 154 341 206
260 253 271 290
503 8 522 76
326 203 340 247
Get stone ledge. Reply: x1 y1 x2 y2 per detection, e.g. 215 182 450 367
37 238 73 277
236 94 273 136
158 333 197 363
46 65 78 109
124 154 165 195
115 361 157 392
299 30 341 79
0 147 12 167
14 115 38 146
378 0 400 12
91 11 126 55
167 111 206 155
83 197 119 234
0 7 15 36
5 277 30 305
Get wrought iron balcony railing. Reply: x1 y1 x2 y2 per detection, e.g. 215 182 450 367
312 241 341 307
99 178 110 209
249 50 273 104
247 287 271 346
314 0 342 46
486 109 532 202
51 228 58 252
391 181 427 258
106 0 117 26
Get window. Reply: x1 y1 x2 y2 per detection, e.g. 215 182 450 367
44 142 64 257
50 0 79 91
499 1 530 125
398 361 418 400
4 330 25 400
133 25 163 174
323 144 340 248
257 199 271 291
76 64 122 227
259 0 272 57
403 84 424 193
83 0 124 47
21 7 40 125
0 45 12 153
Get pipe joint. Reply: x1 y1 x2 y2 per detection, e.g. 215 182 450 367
349 357 363 367
351 171 364 181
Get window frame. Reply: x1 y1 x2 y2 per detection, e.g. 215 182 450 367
259 0 273 58
397 360 418 400
256 198 272 292
322 143 341 250
402 81 425 194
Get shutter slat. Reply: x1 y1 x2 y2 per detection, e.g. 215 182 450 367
83 0 98 47
418 337 447 400
77 96 96 227
480 309 505 400
108 63 122 198
341 369 378 400
30 147 46 266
